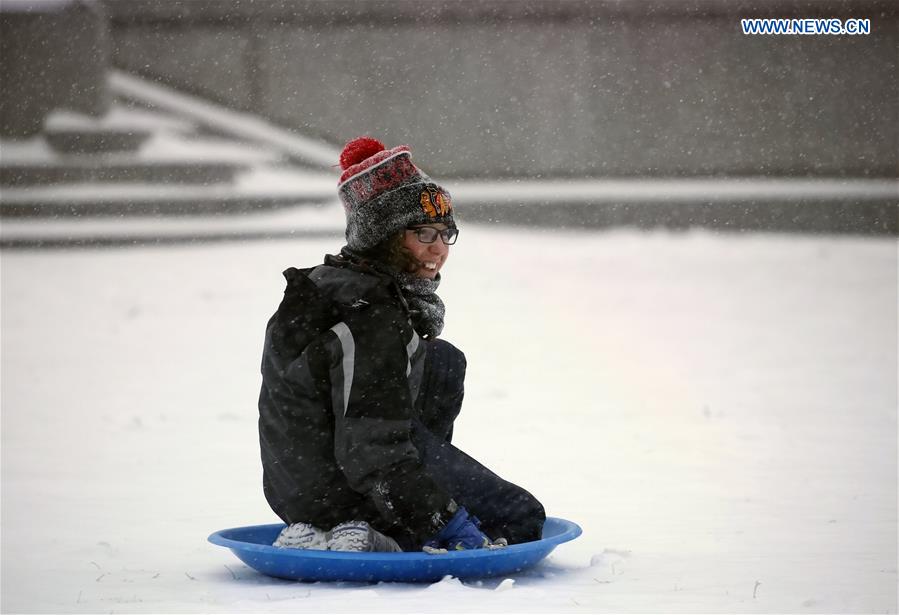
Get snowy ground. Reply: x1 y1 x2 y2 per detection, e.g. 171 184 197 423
1 225 896 613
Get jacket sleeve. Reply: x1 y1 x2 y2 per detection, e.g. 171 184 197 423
315 301 456 541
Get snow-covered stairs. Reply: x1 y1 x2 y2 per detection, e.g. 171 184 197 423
1 104 334 212
0 78 344 246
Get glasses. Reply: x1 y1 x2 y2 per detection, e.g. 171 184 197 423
407 226 459 245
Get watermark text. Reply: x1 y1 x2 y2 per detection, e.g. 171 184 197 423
741 18 871 35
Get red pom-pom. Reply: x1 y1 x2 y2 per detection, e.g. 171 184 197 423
340 136 386 170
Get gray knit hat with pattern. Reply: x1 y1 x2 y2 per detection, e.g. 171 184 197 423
337 136 455 251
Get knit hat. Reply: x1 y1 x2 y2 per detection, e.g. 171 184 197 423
337 136 455 251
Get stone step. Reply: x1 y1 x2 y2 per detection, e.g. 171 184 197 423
1 131 284 186
41 106 194 154
44 128 153 155
0 201 345 248
0 160 248 186
0 166 337 217
45 106 196 136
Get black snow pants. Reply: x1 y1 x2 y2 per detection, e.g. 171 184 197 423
394 339 545 550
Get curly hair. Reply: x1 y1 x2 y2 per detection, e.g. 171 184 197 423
355 231 416 273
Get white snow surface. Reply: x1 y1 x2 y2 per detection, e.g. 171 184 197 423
1 227 896 613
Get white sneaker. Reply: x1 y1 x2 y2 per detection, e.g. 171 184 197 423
327 521 402 552
272 522 329 550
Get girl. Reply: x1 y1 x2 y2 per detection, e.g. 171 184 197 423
258 137 545 552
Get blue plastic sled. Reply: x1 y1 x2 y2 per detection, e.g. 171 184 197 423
208 517 581 583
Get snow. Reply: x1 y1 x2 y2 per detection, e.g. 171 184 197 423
1 227 896 613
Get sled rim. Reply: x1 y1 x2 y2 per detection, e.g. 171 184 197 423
208 516 581 562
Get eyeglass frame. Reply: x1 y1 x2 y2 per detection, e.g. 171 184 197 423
405 225 459 245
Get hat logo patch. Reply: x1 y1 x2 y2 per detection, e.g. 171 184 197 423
419 184 452 219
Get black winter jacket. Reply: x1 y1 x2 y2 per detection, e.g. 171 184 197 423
258 257 457 544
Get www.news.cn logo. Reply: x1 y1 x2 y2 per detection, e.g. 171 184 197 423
741 18 871 35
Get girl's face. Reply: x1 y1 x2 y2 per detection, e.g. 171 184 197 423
401 224 452 279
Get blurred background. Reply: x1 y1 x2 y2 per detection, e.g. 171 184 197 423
1 1 897 613
0 0 896 241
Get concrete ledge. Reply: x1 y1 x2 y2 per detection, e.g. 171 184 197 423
3 177 895 240
460 200 897 235
451 178 899 203
453 178 898 235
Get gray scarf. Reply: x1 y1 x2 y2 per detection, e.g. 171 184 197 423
337 247 445 339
